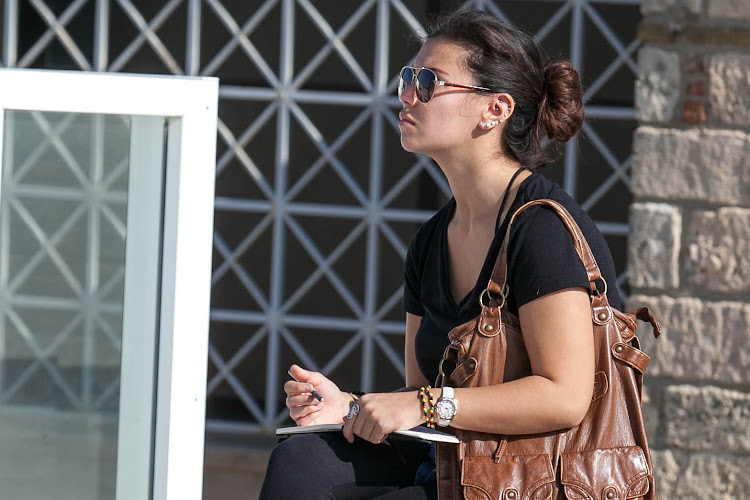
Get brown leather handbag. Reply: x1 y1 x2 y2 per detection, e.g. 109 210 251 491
435 199 661 500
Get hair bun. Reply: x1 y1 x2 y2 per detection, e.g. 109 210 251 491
539 60 584 143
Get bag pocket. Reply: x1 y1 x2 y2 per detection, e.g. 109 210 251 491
461 453 555 500
560 446 651 499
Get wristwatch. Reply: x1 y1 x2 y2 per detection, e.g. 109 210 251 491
435 387 458 427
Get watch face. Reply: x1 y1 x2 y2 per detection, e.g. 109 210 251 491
436 398 457 419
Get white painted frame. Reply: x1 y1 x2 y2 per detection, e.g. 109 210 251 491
0 68 219 500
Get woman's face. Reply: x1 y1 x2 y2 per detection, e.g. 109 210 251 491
398 38 487 158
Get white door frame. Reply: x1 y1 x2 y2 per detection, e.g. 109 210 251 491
0 68 219 500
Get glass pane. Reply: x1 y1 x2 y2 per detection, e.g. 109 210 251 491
0 110 164 500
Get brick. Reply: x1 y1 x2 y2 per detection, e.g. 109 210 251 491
685 208 750 292
628 295 750 384
635 47 681 123
685 81 705 96
627 203 681 289
652 450 750 498
707 0 750 20
709 53 750 127
639 23 750 47
684 54 706 74
664 385 750 453
682 100 707 124
632 127 750 205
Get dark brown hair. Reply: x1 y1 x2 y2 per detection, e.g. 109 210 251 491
426 9 584 168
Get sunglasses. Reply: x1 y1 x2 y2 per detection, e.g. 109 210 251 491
398 66 492 104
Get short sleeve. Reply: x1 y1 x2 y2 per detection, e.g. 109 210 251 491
507 205 590 309
402 233 425 316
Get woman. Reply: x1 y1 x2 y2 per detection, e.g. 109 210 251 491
260 8 622 499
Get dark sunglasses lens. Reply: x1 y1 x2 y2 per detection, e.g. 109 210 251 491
416 68 436 103
398 67 413 96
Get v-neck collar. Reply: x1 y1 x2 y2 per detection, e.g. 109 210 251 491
440 172 536 311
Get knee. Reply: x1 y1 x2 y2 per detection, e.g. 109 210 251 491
261 434 345 499
265 434 335 474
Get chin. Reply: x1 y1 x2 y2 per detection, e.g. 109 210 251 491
399 135 422 154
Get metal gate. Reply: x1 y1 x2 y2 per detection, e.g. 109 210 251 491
0 0 641 435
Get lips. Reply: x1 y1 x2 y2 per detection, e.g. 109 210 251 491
398 112 415 125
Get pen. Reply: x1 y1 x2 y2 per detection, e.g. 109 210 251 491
288 368 324 402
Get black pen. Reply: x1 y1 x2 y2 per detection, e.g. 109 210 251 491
288 368 324 402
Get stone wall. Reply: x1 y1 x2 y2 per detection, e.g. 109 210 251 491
631 1 750 498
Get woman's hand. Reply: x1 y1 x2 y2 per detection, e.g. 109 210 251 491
285 364 350 426
341 391 424 444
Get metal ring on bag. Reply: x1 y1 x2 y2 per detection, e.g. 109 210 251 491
590 277 608 297
478 284 508 309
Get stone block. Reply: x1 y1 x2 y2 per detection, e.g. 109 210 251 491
635 47 681 123
627 203 681 289
628 295 750 384
685 208 750 292
641 0 703 15
632 127 750 205
707 0 750 20
710 53 750 127
684 0 703 14
641 384 660 446
652 450 750 498
642 0 674 15
664 385 750 453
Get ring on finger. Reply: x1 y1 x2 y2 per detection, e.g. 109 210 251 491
346 403 360 420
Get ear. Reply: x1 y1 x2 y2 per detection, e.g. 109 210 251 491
478 93 515 130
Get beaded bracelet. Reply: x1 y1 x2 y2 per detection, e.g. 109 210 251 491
418 386 436 429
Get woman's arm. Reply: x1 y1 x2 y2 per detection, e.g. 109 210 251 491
343 288 594 443
405 313 430 389
444 287 594 434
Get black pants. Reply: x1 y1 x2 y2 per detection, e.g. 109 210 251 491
259 433 437 499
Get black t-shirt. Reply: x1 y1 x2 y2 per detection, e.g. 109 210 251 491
402 172 622 384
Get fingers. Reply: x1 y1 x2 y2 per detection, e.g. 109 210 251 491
341 400 388 444
355 417 386 444
342 402 358 443
290 403 323 426
284 379 317 397
285 392 320 409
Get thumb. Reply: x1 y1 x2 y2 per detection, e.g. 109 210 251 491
290 364 317 384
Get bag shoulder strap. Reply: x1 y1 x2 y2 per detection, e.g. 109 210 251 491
484 199 605 305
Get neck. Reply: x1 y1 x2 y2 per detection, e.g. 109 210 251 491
437 152 526 229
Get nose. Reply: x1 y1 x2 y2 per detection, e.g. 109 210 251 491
398 79 419 107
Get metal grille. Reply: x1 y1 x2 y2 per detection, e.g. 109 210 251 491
0 110 129 411
0 0 641 434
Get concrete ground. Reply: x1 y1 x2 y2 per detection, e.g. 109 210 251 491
202 435 276 500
